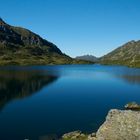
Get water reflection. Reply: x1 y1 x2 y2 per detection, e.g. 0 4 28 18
117 75 140 85
0 65 140 140
0 70 58 110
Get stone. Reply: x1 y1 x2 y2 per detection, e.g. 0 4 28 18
62 108 140 140
62 131 82 139
125 102 140 110
62 130 89 140
88 133 96 140
96 109 140 140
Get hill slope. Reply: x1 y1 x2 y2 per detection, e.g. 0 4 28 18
100 40 140 67
0 18 91 65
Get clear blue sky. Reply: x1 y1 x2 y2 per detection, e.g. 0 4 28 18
1 0 140 57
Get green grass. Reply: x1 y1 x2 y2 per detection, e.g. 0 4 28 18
0 48 94 66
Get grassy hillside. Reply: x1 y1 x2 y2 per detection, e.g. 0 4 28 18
100 40 140 68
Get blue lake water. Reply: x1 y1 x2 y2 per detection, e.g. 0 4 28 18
0 64 140 140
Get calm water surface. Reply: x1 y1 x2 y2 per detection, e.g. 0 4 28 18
0 64 140 140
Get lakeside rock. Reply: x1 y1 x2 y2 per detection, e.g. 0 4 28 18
96 109 140 140
125 102 140 110
62 109 140 140
87 133 96 140
62 131 88 140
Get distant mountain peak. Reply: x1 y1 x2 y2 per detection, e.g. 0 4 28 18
75 54 98 62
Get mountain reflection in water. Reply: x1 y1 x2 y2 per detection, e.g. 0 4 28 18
0 65 140 140
118 75 140 85
0 70 58 110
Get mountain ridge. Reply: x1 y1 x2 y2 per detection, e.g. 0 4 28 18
100 40 140 67
75 54 98 62
0 18 92 65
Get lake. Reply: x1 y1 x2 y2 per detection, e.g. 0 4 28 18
0 64 140 140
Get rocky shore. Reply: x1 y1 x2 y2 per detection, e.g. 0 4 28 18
62 103 140 140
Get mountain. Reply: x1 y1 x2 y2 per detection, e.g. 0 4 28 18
100 40 140 67
0 18 91 65
75 55 98 62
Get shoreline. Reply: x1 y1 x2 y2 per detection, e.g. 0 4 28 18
62 103 140 140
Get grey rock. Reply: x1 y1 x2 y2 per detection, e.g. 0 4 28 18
62 109 140 140
96 109 140 140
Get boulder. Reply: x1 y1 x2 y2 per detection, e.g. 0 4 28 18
62 108 140 140
125 102 140 110
96 109 140 140
88 133 96 140
62 131 86 139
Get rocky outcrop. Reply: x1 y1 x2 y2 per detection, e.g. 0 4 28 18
96 109 140 140
62 109 140 140
62 131 88 140
62 131 96 140
0 18 62 54
125 102 140 110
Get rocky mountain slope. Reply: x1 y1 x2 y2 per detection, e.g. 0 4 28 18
100 40 140 67
0 18 91 65
75 55 98 62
